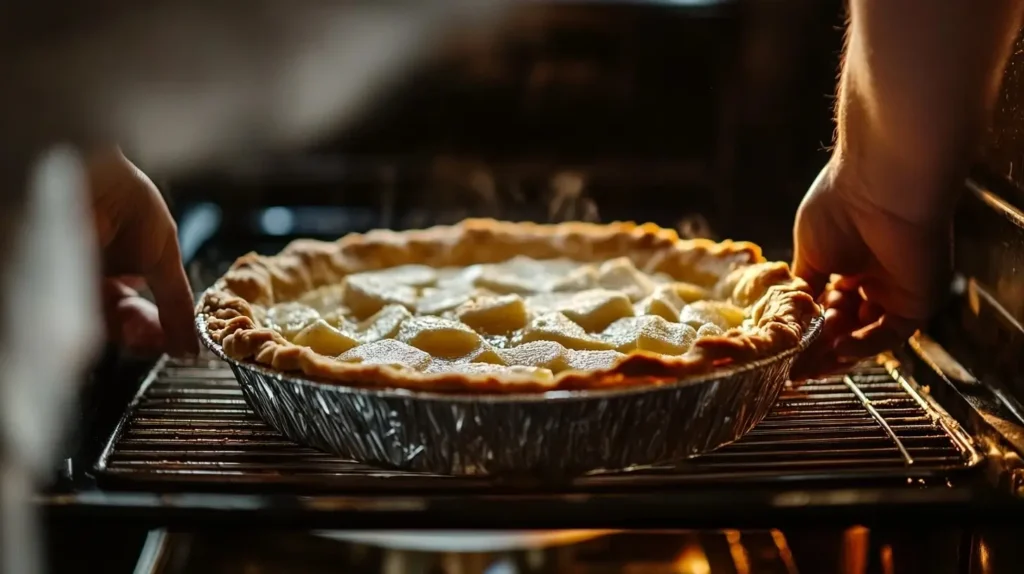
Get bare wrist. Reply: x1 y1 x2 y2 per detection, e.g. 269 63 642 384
824 150 960 230
833 67 968 227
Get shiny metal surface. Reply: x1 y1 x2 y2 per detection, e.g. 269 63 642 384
928 177 1024 483
193 311 822 476
313 530 614 553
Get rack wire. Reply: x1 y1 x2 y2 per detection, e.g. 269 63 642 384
95 354 980 491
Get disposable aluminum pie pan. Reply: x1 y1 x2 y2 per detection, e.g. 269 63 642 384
196 312 822 478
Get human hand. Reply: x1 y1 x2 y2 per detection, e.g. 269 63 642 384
87 149 198 357
789 159 952 380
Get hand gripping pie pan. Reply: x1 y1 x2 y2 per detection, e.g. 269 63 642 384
196 309 823 478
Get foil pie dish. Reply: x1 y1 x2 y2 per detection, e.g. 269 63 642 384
196 309 822 478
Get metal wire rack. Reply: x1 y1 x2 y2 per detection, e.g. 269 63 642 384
94 354 981 491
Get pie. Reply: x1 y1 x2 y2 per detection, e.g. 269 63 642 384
198 219 819 393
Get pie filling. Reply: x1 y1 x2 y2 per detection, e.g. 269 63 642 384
253 255 749 382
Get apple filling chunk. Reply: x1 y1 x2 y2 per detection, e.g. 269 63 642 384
342 274 418 319
356 304 413 343
293 320 360 356
600 315 698 356
634 286 686 322
679 300 745 330
528 289 634 333
397 316 485 358
264 303 321 339
337 339 432 371
456 294 529 335
265 253 755 382
416 285 476 316
514 312 613 351
597 257 655 302
498 341 571 371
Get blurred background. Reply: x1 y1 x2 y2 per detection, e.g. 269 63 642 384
11 1 1024 573
144 0 846 289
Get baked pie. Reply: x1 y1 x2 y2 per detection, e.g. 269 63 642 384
199 219 819 393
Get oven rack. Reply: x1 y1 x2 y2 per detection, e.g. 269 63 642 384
93 353 981 492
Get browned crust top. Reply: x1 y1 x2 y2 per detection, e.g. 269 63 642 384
197 219 820 394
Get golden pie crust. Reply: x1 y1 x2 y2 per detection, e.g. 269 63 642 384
198 219 820 394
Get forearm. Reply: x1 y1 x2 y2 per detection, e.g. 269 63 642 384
836 0 1024 222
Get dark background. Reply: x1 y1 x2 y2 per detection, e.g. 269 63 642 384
164 0 848 254
160 0 1024 252
38 4 1024 573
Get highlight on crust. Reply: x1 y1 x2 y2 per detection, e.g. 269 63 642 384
198 219 821 394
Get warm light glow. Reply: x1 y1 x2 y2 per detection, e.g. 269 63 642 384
532 530 616 547
769 529 799 574
843 525 870 574
673 546 712 574
979 539 992 572
724 530 751 574
880 544 894 574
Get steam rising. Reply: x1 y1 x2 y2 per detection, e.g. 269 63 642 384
418 159 600 226
414 156 716 239
548 171 599 223
676 213 715 240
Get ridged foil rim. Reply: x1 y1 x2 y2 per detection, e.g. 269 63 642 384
195 289 823 403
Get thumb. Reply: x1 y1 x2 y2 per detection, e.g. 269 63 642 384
792 251 829 298
101 278 166 355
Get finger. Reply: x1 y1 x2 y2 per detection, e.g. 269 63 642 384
790 306 852 381
801 297 857 362
821 286 844 307
117 296 167 356
820 288 867 344
858 300 885 326
859 278 933 324
832 314 918 361
114 275 148 291
823 285 863 315
101 279 166 355
791 286 873 381
792 257 829 298
832 275 862 292
101 277 138 309
146 237 199 356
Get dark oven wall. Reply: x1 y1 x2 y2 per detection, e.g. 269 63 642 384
164 0 845 255
984 25 1024 202
966 24 1024 327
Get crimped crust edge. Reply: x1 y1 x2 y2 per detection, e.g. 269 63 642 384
197 219 821 394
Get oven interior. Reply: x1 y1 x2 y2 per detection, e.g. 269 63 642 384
40 1 1024 573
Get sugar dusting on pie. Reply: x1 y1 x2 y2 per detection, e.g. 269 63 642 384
199 220 820 393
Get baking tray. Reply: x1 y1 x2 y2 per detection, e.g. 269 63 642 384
196 309 822 478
